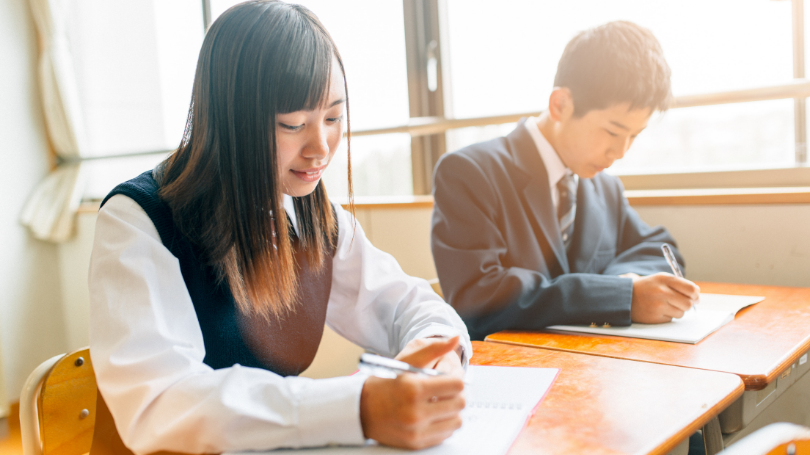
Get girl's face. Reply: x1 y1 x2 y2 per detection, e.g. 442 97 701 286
275 60 346 197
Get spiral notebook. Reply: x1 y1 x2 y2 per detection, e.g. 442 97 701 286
547 293 765 344
227 365 559 455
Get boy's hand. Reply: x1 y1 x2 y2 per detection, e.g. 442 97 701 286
360 336 466 449
626 272 700 323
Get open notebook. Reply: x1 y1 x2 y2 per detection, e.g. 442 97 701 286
547 293 765 344
227 366 558 455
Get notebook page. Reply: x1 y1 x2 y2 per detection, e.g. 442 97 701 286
547 293 765 344
549 309 733 344
228 366 558 455
697 293 764 314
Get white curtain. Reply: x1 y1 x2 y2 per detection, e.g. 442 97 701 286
20 0 88 242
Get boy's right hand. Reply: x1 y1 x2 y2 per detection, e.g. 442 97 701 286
359 338 465 450
627 272 700 323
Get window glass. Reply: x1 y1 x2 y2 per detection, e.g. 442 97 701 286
64 0 203 199
210 0 412 197
323 134 413 199
445 0 795 172
611 100 794 174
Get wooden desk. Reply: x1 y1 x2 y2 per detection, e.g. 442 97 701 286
486 282 810 391
471 341 743 455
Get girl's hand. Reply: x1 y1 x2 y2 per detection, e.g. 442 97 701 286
359 336 466 449
396 336 465 378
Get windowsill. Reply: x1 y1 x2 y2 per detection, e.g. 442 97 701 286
77 187 810 214
334 195 435 209
624 187 810 205
615 166 810 191
77 195 436 214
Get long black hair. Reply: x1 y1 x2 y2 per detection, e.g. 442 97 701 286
159 0 352 319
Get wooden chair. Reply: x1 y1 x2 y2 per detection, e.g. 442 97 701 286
19 348 135 455
720 423 810 455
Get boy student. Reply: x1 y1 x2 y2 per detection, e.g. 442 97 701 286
431 21 701 340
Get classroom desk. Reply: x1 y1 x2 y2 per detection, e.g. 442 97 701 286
470 341 743 455
484 282 810 444
87 341 742 455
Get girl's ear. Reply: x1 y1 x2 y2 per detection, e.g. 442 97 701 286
547 87 574 123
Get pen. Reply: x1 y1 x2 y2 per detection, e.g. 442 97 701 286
661 244 683 278
661 244 696 314
358 353 444 380
358 353 473 385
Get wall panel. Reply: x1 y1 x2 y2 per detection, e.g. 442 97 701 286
0 0 69 404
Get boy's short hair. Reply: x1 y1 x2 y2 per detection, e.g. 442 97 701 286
554 21 672 117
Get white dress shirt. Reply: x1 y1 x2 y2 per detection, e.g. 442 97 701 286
524 117 577 210
89 194 472 454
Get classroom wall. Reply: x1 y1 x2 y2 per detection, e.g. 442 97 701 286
634 204 810 287
58 214 96 352
0 0 69 406
352 206 437 279
50 201 810 386
345 203 810 289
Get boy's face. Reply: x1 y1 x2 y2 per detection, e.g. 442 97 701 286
555 103 652 179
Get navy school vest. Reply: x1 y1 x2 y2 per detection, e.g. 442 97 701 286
100 170 333 377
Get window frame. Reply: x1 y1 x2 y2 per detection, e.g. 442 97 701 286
122 0 810 197
396 0 810 193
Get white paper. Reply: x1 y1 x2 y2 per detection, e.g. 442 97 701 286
696 293 765 313
226 366 558 455
547 293 764 344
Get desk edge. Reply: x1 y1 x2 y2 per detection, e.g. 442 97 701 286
484 336 778 391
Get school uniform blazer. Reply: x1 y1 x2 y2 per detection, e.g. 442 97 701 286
431 119 683 340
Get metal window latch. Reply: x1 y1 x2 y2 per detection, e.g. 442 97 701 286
426 40 438 92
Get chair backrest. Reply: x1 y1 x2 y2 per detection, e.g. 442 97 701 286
21 348 97 455
40 349 97 455
768 441 810 455
89 389 135 455
22 348 207 455
20 348 140 455
721 423 810 455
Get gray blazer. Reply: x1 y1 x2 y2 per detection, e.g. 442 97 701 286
431 120 683 340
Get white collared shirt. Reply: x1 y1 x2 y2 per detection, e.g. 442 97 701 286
524 117 577 210
89 194 472 454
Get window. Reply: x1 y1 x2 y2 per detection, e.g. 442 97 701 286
444 0 798 174
73 0 413 200
71 0 809 202
63 0 203 199
210 0 413 198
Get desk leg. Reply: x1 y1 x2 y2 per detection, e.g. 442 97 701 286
703 416 724 455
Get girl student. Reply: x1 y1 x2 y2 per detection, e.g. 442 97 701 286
88 1 471 452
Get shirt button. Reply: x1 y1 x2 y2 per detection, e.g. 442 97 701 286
562 233 568 241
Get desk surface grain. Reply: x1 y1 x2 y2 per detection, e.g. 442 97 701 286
486 282 810 391
471 341 743 455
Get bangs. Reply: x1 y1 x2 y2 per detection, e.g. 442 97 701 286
270 5 334 114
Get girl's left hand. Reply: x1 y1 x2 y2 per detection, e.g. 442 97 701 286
396 335 465 378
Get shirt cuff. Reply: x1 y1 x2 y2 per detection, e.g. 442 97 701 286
296 374 368 446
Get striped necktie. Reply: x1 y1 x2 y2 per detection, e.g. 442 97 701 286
557 174 577 249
